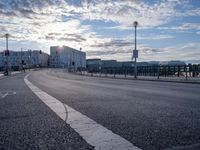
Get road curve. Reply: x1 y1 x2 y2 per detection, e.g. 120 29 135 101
28 69 200 150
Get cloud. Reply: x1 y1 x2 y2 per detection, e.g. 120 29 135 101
78 0 183 27
0 0 194 42
147 42 200 62
159 23 200 30
86 41 200 63
87 46 161 57
138 34 174 40
90 39 134 48
178 7 200 17
0 0 199 63
45 33 86 42
58 34 86 42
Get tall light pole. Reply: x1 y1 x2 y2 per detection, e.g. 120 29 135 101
133 21 138 79
28 49 31 70
80 47 82 72
5 33 10 75
21 48 23 70
5 33 9 51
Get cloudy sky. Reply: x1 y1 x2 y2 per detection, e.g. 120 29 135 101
0 0 200 63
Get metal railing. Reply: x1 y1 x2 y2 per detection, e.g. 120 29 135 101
78 64 200 81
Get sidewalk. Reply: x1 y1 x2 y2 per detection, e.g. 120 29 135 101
0 71 24 79
11 71 21 75
0 73 3 79
77 72 200 84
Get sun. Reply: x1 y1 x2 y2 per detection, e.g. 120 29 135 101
58 44 64 47
57 42 64 48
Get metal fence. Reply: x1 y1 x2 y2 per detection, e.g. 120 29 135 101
85 64 200 79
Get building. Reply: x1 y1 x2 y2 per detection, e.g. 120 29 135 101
0 50 49 71
159 60 186 66
50 46 86 70
86 59 102 72
101 60 122 68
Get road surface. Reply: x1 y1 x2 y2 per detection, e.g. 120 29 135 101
0 69 200 150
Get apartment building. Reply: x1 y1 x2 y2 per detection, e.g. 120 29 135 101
0 50 49 71
50 46 86 70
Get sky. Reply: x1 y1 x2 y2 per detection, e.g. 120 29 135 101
0 0 200 63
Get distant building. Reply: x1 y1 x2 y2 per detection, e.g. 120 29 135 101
121 61 133 67
87 59 102 66
86 59 102 72
148 61 159 66
101 60 120 68
50 46 86 70
0 50 49 71
86 59 186 72
159 60 186 66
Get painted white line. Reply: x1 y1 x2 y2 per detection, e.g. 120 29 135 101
0 91 16 98
1 93 8 98
24 74 141 150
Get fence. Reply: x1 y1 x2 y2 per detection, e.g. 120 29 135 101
83 64 200 80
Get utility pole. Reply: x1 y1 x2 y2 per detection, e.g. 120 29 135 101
133 21 138 79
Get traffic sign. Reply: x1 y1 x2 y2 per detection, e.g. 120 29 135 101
132 50 138 59
4 50 10 56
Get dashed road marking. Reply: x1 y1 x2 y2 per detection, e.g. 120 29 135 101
24 74 141 150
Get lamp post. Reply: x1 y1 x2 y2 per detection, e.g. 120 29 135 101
21 48 23 71
5 34 9 51
80 47 82 73
133 21 138 79
5 33 10 75
28 49 31 70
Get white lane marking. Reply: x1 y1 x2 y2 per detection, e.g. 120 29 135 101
1 93 8 98
24 74 141 150
0 91 16 98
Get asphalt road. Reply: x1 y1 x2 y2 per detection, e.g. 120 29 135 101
1 69 200 150
0 73 93 150
28 69 200 150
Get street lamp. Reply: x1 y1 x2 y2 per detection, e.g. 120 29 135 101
21 48 23 71
133 21 138 79
5 33 10 75
0 33 15 75
5 33 9 51
28 49 32 70
80 47 82 73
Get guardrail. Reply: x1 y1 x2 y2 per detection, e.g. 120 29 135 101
78 64 200 81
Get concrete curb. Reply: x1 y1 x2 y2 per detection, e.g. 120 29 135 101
0 74 4 80
0 71 26 80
